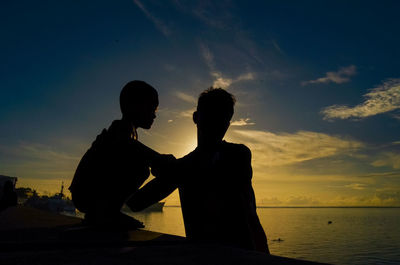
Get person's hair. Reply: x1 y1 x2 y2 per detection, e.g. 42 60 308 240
197 87 236 119
119 80 158 115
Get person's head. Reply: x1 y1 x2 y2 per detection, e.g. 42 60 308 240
193 87 236 145
120 80 158 129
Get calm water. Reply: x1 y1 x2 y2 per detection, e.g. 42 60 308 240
125 207 400 265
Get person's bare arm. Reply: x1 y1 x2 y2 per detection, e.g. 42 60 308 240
248 184 270 253
240 145 270 253
127 150 184 212
126 178 177 212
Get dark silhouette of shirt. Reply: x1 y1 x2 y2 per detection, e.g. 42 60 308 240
69 119 150 217
129 141 269 252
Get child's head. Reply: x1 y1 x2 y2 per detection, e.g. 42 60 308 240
120 80 158 129
193 87 236 143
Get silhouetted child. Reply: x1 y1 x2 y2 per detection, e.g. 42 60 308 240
128 88 269 252
69 80 169 228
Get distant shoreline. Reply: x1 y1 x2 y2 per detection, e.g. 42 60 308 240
164 205 400 208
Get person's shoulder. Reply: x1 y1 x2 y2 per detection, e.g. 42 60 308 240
221 142 252 180
222 141 251 157
88 120 123 150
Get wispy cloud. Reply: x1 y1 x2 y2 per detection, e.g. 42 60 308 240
261 196 321 206
286 196 320 206
179 108 196 118
345 183 367 190
260 196 321 206
373 190 400 205
260 197 283 206
0 142 80 162
302 65 356 86
0 142 80 180
231 118 255 126
211 71 255 89
372 152 400 169
236 72 255 82
210 72 233 88
260 189 400 206
200 43 255 89
271 39 285 55
229 130 364 167
133 0 171 36
328 192 400 206
200 43 215 69
175 91 197 104
321 79 400 120
186 1 234 30
355 171 400 178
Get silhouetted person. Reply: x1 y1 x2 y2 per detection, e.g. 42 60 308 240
69 80 171 228
0 181 18 211
128 88 269 253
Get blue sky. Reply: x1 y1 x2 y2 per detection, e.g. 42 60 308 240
1 0 399 206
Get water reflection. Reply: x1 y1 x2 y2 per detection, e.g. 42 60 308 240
123 207 400 265
124 206 185 237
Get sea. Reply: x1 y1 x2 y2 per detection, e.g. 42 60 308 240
125 207 400 265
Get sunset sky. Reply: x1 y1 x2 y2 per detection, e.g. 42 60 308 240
1 0 399 206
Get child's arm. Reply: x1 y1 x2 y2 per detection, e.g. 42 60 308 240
126 153 184 212
130 140 162 164
126 178 177 212
129 140 178 174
